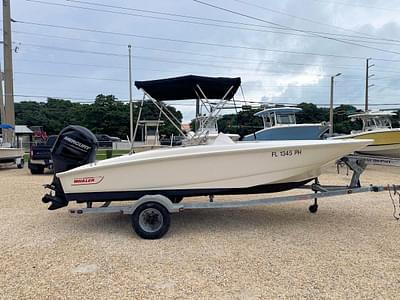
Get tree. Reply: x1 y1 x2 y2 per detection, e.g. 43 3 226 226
14 95 183 139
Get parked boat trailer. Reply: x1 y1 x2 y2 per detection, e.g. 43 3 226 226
69 157 400 239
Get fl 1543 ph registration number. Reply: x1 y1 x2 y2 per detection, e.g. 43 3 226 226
272 149 302 157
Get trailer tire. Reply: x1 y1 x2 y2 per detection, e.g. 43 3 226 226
132 202 170 239
309 204 318 213
17 159 25 169
30 165 44 175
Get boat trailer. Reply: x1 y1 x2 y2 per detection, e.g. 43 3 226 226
69 156 400 239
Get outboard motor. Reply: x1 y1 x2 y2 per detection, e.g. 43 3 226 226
42 125 98 210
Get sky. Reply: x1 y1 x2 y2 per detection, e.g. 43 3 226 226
7 0 400 121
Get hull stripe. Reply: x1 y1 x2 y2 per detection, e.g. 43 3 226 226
65 179 314 202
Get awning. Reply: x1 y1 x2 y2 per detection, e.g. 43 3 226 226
15 125 33 135
0 123 14 129
135 75 241 101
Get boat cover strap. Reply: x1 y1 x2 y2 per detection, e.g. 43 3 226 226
135 75 241 101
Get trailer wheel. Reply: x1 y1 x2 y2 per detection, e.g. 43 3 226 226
17 159 25 169
309 204 318 213
30 165 44 174
132 202 170 239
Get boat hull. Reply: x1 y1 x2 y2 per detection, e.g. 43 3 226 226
57 139 371 203
0 148 24 163
332 129 400 158
243 124 328 141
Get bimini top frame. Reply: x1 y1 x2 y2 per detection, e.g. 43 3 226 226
134 75 242 145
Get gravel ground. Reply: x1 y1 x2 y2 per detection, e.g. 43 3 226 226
1 164 400 299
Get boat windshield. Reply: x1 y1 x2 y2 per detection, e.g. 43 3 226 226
263 114 275 128
263 113 297 127
276 114 297 125
363 117 392 131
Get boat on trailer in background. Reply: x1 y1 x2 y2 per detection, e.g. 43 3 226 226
331 111 400 158
243 107 329 141
0 124 24 168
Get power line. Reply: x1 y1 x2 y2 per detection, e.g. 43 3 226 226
13 93 100 102
16 41 339 77
15 93 400 107
13 30 370 71
26 0 335 40
17 42 127 57
34 0 286 30
230 0 384 40
308 0 400 12
17 28 400 75
15 57 127 70
24 0 400 47
193 0 400 55
15 71 128 82
58 0 400 46
14 20 379 61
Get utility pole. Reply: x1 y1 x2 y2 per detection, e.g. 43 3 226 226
329 73 342 136
128 44 133 145
0 63 5 124
3 0 15 143
365 58 375 112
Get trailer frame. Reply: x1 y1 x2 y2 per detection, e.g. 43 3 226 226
69 182 399 239
67 155 400 239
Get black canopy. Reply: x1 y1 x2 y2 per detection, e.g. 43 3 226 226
134 75 241 101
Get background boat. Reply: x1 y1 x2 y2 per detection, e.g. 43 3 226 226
243 107 329 141
331 112 400 158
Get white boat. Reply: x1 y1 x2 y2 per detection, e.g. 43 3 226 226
42 125 371 210
0 123 24 167
331 112 400 158
186 115 240 145
0 146 24 164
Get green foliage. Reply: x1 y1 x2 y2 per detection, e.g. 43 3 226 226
218 109 264 137
15 95 182 139
213 103 400 137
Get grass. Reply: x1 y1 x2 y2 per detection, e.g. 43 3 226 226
96 149 130 160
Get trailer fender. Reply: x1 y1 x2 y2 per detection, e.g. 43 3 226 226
126 195 183 214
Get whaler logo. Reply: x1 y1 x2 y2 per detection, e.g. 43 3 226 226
72 176 104 186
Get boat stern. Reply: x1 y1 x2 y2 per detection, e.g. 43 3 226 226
42 125 98 210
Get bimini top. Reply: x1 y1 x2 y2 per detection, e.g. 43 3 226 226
255 107 302 117
134 75 241 101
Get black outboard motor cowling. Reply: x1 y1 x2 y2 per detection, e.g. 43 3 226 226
42 125 98 210
52 125 98 173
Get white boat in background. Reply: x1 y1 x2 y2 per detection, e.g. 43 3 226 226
0 124 25 168
331 112 400 158
186 115 239 145
243 107 328 141
42 125 372 210
0 146 24 164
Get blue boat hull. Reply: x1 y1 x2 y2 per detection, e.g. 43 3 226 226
243 125 328 141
